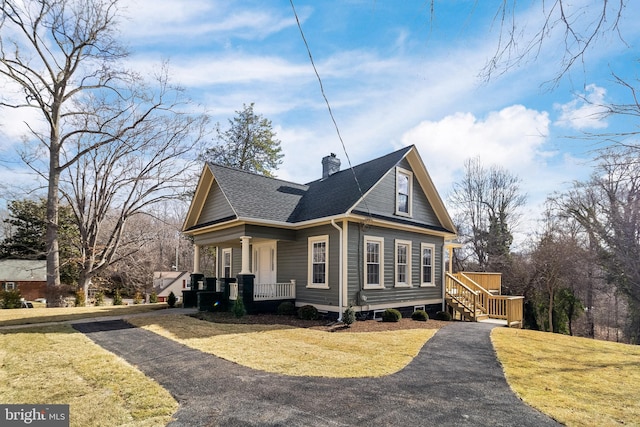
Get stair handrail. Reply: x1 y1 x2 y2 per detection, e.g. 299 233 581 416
457 272 492 314
445 273 478 318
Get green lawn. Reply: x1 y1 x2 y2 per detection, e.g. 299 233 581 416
0 303 169 326
492 328 640 427
2 307 638 427
0 324 177 427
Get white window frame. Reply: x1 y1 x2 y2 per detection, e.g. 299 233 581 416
364 235 385 289
395 167 413 217
222 248 232 278
420 243 435 287
394 239 412 287
3 282 16 291
307 235 329 289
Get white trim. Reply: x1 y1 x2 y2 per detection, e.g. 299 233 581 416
352 298 443 312
395 167 413 217
394 239 412 287
364 235 385 289
3 282 16 291
222 248 232 278
420 242 436 287
188 214 456 240
307 235 329 289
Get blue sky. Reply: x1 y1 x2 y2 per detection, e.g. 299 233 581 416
1 0 639 239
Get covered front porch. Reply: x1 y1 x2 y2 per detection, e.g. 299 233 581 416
184 234 296 313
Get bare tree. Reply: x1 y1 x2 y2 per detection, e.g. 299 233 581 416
558 147 640 343
478 1 628 85
0 0 189 304
60 86 207 301
449 157 526 271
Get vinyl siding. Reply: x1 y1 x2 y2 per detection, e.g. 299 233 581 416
354 158 441 228
198 180 235 224
278 224 340 309
346 222 443 307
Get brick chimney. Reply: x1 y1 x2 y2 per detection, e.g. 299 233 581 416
322 153 341 179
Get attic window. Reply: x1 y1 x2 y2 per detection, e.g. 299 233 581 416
396 167 413 217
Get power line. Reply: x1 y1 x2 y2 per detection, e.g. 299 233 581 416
289 0 370 216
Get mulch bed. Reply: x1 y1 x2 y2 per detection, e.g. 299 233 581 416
190 311 450 333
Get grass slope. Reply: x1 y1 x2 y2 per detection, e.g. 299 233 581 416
492 328 640 427
0 324 177 427
128 314 437 377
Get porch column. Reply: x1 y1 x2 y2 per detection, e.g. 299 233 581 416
193 244 201 273
239 236 252 274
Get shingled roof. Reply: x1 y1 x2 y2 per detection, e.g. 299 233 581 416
205 145 413 224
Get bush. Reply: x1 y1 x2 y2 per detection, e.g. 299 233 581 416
167 291 177 308
382 308 402 322
149 291 158 304
74 290 86 307
343 306 356 326
133 292 143 305
298 304 319 320
112 289 123 306
94 291 104 306
434 310 452 321
1 290 22 309
277 301 296 315
411 309 429 322
231 298 246 318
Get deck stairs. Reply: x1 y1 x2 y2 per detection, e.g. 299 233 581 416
445 272 524 327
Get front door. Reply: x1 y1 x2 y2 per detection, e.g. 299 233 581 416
253 242 276 284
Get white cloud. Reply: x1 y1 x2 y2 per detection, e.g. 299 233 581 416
400 105 550 190
554 84 609 130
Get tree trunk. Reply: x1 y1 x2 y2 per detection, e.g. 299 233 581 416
548 287 554 333
46 133 62 306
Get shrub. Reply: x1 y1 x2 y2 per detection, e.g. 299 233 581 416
434 310 452 321
277 301 296 315
74 290 86 307
167 291 177 308
112 289 123 306
382 308 402 322
298 304 319 320
1 290 22 309
343 306 356 326
149 292 158 304
94 291 104 306
232 298 246 318
411 309 429 322
133 292 143 305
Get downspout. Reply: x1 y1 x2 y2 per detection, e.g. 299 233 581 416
441 243 446 312
331 219 343 321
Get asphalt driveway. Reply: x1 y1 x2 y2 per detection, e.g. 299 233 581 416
73 320 561 426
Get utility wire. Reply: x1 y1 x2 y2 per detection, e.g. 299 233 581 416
289 0 371 217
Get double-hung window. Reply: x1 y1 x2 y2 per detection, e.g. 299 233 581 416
396 167 413 216
420 243 435 286
395 239 412 287
222 248 232 278
364 236 385 289
308 235 329 288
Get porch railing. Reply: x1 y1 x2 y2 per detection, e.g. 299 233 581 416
229 283 238 300
253 280 296 301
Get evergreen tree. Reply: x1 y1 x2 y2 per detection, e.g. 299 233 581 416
200 103 284 177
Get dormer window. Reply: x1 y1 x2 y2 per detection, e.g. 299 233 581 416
396 167 413 216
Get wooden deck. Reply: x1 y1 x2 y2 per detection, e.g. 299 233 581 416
445 272 523 328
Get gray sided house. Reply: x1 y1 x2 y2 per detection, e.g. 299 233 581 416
182 145 457 318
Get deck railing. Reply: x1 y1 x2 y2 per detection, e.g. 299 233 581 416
445 273 478 317
253 280 296 301
446 272 523 328
459 272 502 294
